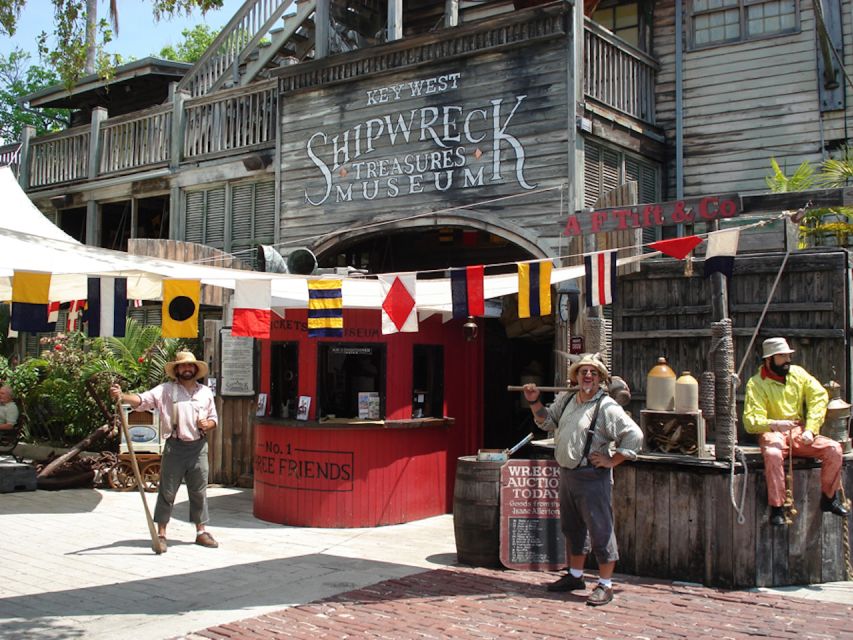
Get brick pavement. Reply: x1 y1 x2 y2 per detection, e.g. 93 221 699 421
180 566 853 640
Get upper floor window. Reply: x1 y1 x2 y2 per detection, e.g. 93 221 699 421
690 0 798 48
593 1 641 49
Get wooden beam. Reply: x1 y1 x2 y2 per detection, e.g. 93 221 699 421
445 0 459 27
388 0 403 41
315 0 330 59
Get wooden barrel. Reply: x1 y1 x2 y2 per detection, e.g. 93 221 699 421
453 455 503 567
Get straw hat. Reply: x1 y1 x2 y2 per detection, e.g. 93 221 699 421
762 337 795 360
164 351 209 380
568 352 610 385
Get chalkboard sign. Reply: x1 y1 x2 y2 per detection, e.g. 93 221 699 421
500 459 566 570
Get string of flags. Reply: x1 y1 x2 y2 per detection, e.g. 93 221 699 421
6 228 741 339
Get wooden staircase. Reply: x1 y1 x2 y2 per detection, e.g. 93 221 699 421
178 0 518 98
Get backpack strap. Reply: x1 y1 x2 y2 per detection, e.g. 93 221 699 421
580 395 606 465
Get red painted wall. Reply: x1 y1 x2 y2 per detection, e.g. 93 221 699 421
254 309 484 527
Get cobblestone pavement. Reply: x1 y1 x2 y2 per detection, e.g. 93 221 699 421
181 566 853 640
2 479 852 640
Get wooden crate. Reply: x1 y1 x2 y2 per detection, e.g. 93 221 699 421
640 409 710 459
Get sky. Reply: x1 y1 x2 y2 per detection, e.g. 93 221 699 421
1 0 247 63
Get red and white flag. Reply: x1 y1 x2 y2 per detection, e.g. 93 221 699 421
67 299 86 332
232 280 271 339
47 301 60 325
584 249 617 307
379 274 418 334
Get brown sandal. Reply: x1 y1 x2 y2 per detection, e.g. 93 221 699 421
195 532 218 548
157 535 167 554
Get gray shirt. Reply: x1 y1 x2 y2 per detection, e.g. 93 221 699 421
540 388 643 469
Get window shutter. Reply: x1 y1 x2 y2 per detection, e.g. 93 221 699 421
185 191 205 244
205 187 226 247
584 142 602 207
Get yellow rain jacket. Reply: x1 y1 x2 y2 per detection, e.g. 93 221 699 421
742 364 828 435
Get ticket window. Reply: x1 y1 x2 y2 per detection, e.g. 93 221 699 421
317 343 386 419
412 345 444 418
270 342 299 418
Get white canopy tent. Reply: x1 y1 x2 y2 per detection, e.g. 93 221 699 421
0 167 650 314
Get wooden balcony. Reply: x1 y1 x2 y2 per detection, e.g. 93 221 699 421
584 18 658 125
14 20 656 190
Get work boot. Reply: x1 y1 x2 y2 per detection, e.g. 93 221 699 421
586 583 613 606
546 572 586 592
820 492 850 517
769 506 786 526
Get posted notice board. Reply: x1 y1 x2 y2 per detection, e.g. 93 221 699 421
499 459 566 570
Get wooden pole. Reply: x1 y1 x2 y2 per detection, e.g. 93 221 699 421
506 385 575 392
115 399 162 555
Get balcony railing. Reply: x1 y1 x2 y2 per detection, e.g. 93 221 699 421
18 20 656 189
584 18 657 125
28 126 90 188
100 105 172 175
183 80 277 160
0 142 21 175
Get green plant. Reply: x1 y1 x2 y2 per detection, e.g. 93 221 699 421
765 155 853 248
1 318 193 447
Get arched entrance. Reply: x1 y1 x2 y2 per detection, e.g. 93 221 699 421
311 214 558 451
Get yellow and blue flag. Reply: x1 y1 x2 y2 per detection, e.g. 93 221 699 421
11 270 52 332
308 279 343 337
517 261 552 318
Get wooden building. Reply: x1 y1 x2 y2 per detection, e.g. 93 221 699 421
2 0 853 576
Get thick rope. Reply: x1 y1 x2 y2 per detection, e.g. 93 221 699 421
841 485 853 581
721 249 792 524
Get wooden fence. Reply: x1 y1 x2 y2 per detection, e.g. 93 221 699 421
613 248 851 443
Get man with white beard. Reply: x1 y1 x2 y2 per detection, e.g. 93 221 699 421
523 353 642 606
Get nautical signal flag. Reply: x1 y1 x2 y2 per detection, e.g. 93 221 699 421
87 276 128 337
379 274 417 334
703 228 740 279
648 235 703 260
232 280 271 339
66 299 86 332
450 265 485 319
307 279 343 337
518 261 552 318
162 279 200 338
47 301 60 326
585 250 617 308
11 270 52 332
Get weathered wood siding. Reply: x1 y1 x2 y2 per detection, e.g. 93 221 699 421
613 459 853 587
654 0 844 196
613 248 851 443
279 10 571 254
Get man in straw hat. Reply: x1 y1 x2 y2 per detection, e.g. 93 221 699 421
743 337 847 526
110 351 219 552
523 353 643 607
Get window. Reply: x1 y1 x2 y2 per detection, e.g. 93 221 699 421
690 0 798 48
412 345 444 419
270 342 299 419
317 343 386 420
184 179 275 261
592 1 641 49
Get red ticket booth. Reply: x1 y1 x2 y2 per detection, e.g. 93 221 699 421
253 309 483 527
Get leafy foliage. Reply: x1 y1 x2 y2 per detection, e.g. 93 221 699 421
765 151 853 248
0 48 69 142
157 24 219 63
0 318 193 447
0 0 225 91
